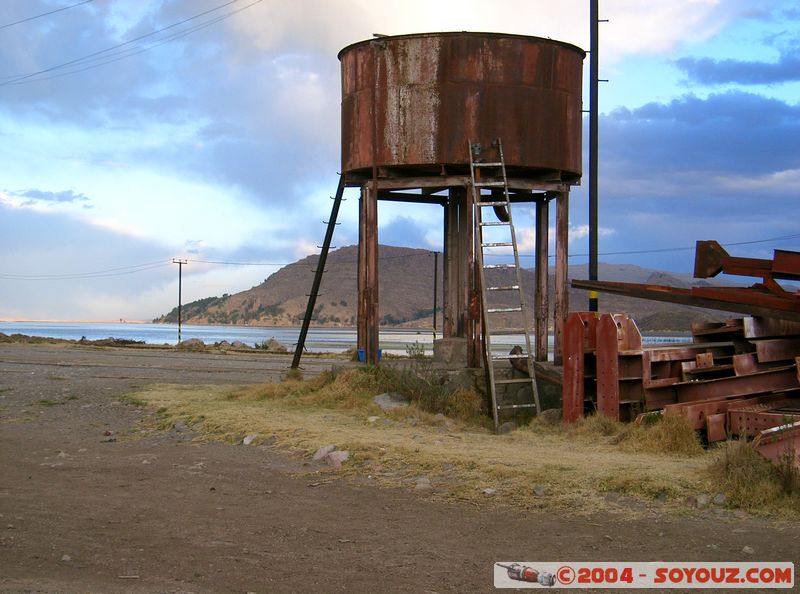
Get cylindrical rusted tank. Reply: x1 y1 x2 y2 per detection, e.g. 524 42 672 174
339 32 585 182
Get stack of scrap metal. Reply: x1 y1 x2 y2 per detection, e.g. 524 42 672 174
565 241 800 467
561 312 800 466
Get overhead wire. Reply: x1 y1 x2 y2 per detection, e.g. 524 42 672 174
2 233 797 280
0 0 264 86
0 0 93 31
0 261 171 280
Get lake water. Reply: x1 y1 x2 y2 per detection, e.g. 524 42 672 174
0 321 687 356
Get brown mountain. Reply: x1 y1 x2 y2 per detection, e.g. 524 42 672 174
153 245 726 332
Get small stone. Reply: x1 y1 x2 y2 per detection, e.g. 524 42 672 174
373 392 409 411
415 477 432 491
655 491 668 503
533 484 548 497
262 338 288 353
367 416 380 423
713 493 726 507
441 463 455 472
313 445 337 461
497 421 517 434
242 433 258 446
326 450 349 468
434 413 447 423
539 408 563 425
742 546 755 555
482 488 498 497
695 494 710 509
173 420 189 433
177 338 205 351
61 554 71 562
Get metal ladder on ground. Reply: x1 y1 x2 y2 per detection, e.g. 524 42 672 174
468 138 540 430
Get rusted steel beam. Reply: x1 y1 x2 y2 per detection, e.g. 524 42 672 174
664 393 787 430
553 191 570 364
571 279 800 322
376 190 448 205
466 182 481 368
562 312 588 422
754 338 800 363
744 317 800 339
534 198 549 361
357 183 380 364
754 420 800 469
729 399 800 438
596 314 620 420
695 241 800 282
673 365 799 403
774 250 800 280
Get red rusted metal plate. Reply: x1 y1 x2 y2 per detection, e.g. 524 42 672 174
340 32 585 181
743 317 800 339
773 250 800 280
729 401 800 438
754 421 800 469
596 314 620 421
562 313 587 423
706 413 728 442
696 352 714 368
754 338 800 363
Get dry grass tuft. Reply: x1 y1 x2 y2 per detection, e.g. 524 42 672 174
621 415 704 457
126 367 798 517
708 439 800 513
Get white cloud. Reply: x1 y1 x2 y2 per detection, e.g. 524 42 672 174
712 168 800 192
228 0 744 64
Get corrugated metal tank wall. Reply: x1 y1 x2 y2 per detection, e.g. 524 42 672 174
339 32 585 182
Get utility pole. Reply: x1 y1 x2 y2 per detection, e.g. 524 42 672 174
589 0 602 312
173 259 187 343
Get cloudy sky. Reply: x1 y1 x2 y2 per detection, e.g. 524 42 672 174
0 0 798 321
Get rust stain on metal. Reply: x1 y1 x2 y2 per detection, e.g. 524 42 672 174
339 32 585 182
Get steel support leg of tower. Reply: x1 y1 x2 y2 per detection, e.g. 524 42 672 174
357 182 380 364
535 197 550 361
553 190 570 365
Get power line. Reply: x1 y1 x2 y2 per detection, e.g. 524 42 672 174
3 233 797 279
551 232 800 259
0 0 93 31
0 0 264 86
0 261 171 280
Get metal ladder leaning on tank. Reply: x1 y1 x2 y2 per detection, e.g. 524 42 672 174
468 138 541 430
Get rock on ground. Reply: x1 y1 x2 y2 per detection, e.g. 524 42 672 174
373 392 409 411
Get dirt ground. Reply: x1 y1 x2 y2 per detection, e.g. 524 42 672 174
1 343 798 594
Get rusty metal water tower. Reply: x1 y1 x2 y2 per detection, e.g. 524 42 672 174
293 31 584 372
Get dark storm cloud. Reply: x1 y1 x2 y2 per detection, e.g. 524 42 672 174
604 91 800 175
584 90 800 272
674 51 800 85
